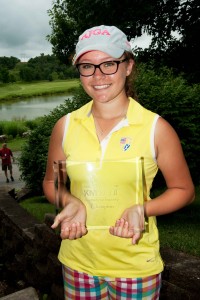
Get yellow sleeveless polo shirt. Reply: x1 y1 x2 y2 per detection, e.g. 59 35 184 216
59 97 164 278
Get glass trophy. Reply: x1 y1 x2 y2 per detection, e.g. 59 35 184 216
53 160 67 212
63 157 147 230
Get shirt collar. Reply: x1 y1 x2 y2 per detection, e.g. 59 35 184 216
126 97 144 125
74 97 144 125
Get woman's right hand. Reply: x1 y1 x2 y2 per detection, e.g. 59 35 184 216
51 197 87 240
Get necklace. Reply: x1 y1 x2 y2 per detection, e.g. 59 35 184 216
93 118 106 137
92 104 128 138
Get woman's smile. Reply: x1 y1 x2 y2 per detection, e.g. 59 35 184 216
93 84 111 90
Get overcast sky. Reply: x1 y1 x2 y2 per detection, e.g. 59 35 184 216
0 0 151 62
0 0 52 61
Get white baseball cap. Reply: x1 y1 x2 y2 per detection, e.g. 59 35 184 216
72 25 132 65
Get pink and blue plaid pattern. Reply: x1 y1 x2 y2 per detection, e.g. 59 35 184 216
62 265 161 299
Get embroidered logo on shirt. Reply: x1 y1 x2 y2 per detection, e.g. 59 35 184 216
120 137 132 151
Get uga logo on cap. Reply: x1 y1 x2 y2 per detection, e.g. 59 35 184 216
81 29 111 40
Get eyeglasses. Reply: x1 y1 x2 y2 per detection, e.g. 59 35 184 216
76 58 128 77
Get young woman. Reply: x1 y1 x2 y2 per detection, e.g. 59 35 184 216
43 25 195 299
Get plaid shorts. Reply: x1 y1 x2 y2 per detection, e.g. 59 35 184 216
62 265 161 299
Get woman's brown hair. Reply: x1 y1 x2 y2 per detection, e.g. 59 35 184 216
125 51 138 100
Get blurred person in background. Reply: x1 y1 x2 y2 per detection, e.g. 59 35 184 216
0 143 14 183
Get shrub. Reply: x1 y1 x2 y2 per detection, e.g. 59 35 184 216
24 118 43 130
0 120 29 138
135 63 200 185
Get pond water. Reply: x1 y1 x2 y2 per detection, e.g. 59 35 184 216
0 94 72 121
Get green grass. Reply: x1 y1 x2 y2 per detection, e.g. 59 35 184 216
0 118 41 140
5 137 27 152
20 196 56 222
157 186 200 256
0 80 79 101
20 187 200 257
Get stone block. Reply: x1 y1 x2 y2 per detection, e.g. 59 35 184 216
0 287 39 300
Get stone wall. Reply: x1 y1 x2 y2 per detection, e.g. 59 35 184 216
0 191 64 299
0 191 200 299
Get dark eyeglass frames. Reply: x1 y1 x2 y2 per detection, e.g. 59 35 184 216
76 58 128 77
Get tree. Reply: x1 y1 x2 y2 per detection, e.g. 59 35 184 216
141 0 200 82
0 56 20 83
47 0 160 63
0 68 10 83
47 0 200 82
0 56 20 70
16 54 78 82
19 66 34 82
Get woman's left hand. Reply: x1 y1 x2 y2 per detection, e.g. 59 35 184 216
109 205 145 244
